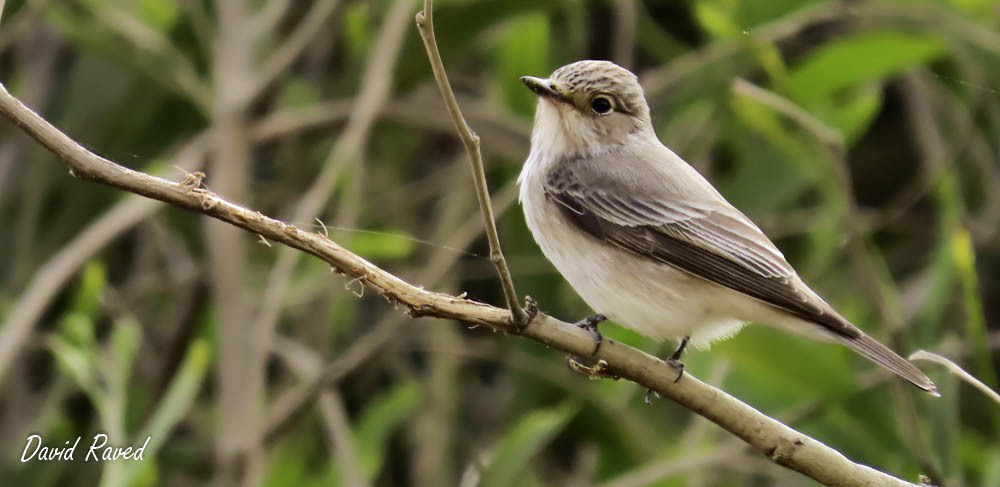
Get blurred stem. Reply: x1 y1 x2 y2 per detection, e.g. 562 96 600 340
611 0 637 69
901 74 998 395
319 391 369 487
415 0 528 328
210 0 257 483
248 0 342 104
411 165 467 487
252 0 412 458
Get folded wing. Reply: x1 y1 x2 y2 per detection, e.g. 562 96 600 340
543 157 859 338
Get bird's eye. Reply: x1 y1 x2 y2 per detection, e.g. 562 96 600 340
590 96 613 115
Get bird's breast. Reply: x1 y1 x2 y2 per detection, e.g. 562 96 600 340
518 155 745 346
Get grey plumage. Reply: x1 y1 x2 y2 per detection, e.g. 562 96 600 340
519 60 937 395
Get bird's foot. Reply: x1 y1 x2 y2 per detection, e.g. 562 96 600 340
666 356 685 383
666 335 690 383
644 389 661 405
513 295 539 331
574 313 606 355
644 336 691 404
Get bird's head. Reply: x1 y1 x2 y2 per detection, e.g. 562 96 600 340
521 60 653 157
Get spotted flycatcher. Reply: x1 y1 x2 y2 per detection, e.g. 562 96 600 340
518 60 936 395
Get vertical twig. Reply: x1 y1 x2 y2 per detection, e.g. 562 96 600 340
414 0 528 327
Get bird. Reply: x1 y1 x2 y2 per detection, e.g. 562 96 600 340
516 60 937 395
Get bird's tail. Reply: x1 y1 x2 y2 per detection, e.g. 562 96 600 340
835 333 939 396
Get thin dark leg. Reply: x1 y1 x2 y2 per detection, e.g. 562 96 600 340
645 335 691 404
574 313 606 355
666 335 690 382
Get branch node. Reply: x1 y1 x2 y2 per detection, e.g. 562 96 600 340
197 191 217 210
766 437 805 465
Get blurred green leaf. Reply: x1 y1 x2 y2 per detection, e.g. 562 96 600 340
724 95 818 210
278 78 323 109
694 0 741 39
110 319 140 382
71 261 107 320
355 380 423 480
790 31 946 103
262 437 316 487
125 338 211 484
349 230 416 260
494 12 550 115
135 0 179 31
951 228 997 391
48 335 102 403
480 402 579 487
820 85 883 144
342 2 372 61
717 325 854 407
739 0 824 27
61 313 98 351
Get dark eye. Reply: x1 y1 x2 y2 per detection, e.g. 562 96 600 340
590 96 613 114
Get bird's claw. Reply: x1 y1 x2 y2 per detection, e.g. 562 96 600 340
516 295 539 330
575 313 606 355
644 389 661 405
666 356 685 383
666 335 689 383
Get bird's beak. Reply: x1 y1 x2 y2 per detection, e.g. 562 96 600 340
521 76 568 103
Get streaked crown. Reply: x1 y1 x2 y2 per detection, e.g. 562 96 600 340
550 60 649 119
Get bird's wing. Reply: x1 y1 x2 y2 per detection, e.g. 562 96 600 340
543 154 860 339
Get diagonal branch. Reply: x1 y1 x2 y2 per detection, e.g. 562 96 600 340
0 80 921 487
414 0 527 327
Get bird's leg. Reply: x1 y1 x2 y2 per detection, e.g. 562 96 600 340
574 313 606 355
645 336 690 404
565 313 613 379
666 335 690 382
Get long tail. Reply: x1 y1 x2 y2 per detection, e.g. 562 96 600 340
835 333 939 396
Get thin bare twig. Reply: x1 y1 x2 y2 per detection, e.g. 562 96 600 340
910 350 1000 405
414 0 527 327
0 79 922 487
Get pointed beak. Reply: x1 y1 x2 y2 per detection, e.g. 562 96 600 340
521 76 567 103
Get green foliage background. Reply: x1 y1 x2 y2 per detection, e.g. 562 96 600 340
0 0 998 485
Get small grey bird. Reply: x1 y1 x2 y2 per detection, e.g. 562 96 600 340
518 60 937 395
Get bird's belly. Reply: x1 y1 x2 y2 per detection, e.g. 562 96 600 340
522 190 744 348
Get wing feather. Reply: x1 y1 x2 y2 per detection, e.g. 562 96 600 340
543 158 858 338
